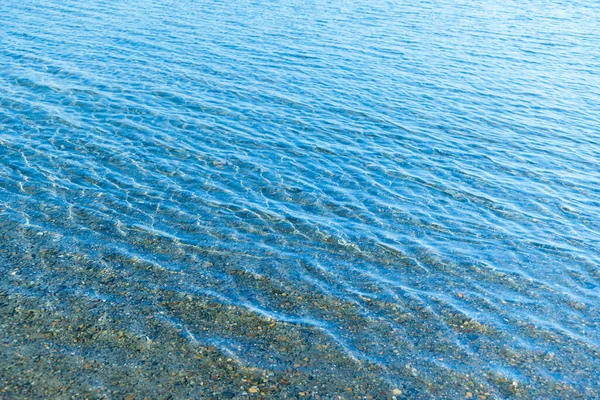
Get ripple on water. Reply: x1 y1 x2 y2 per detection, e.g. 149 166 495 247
1 0 600 398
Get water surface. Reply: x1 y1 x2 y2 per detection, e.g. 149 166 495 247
1 0 599 398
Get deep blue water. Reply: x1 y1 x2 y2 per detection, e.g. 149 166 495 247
1 0 599 398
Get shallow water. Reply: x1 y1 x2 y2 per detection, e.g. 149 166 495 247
1 0 599 398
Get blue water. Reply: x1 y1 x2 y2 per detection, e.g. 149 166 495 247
1 0 599 398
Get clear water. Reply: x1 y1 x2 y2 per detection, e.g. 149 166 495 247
1 0 599 398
